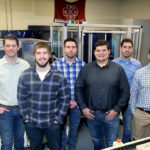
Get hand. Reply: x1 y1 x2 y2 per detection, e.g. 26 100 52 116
54 120 58 124
105 109 117 120
24 120 29 123
69 100 77 109
0 107 9 114
82 108 95 120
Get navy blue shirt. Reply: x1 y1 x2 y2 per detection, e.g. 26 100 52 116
75 60 130 114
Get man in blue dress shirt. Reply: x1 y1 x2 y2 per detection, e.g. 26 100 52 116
113 38 141 143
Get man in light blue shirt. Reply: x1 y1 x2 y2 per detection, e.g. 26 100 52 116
113 38 141 143
129 49 150 140
0 34 30 150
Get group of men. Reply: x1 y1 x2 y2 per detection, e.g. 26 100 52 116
0 34 150 150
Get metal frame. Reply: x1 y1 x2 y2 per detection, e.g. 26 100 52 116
50 23 143 62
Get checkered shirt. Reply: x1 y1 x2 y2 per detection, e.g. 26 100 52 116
129 64 150 113
17 65 70 128
53 57 85 101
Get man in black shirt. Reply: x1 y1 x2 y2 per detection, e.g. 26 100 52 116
75 40 130 150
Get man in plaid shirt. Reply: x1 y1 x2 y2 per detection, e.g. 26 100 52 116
53 38 85 150
17 42 70 150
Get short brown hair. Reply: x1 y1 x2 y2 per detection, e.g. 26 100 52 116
95 40 109 50
3 34 19 46
121 38 133 47
64 38 77 48
33 42 51 54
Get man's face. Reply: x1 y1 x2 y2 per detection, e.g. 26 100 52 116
3 39 19 58
34 47 50 68
94 45 110 62
120 42 133 59
64 41 77 59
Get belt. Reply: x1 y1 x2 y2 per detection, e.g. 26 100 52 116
138 107 150 114
0 104 19 108
91 110 108 113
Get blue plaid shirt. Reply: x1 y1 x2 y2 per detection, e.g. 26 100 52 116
17 65 70 128
129 64 150 113
53 57 85 101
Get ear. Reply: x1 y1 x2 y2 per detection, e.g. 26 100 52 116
148 53 150 61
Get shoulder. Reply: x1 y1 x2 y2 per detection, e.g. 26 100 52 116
51 65 64 76
0 58 3 66
112 57 120 63
80 61 95 72
130 58 141 67
20 67 33 77
135 65 148 75
18 58 30 67
76 58 86 66
53 57 63 64
110 61 123 69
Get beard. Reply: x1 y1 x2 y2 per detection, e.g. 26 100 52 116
65 53 76 59
36 59 49 68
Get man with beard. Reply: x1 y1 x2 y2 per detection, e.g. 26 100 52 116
53 38 85 150
113 38 141 143
0 34 30 150
17 42 70 150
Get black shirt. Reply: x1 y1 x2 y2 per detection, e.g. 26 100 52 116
75 60 130 114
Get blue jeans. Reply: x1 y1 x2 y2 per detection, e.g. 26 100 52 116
61 107 81 150
25 122 61 150
122 106 132 143
0 107 24 150
87 112 119 150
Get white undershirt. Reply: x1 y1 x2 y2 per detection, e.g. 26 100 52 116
37 69 50 81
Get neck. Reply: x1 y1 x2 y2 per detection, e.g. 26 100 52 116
5 55 17 64
121 56 130 61
36 63 51 72
97 59 108 67
65 56 75 65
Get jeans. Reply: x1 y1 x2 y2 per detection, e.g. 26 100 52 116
61 107 81 150
0 107 24 150
122 106 132 143
87 112 119 150
25 122 61 150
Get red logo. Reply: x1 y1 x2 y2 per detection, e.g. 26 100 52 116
63 4 78 20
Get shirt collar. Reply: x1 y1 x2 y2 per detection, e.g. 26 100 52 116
119 57 134 64
95 59 110 68
1 56 20 65
61 56 79 64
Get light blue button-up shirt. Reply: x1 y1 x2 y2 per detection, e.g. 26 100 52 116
113 57 141 86
0 56 30 106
